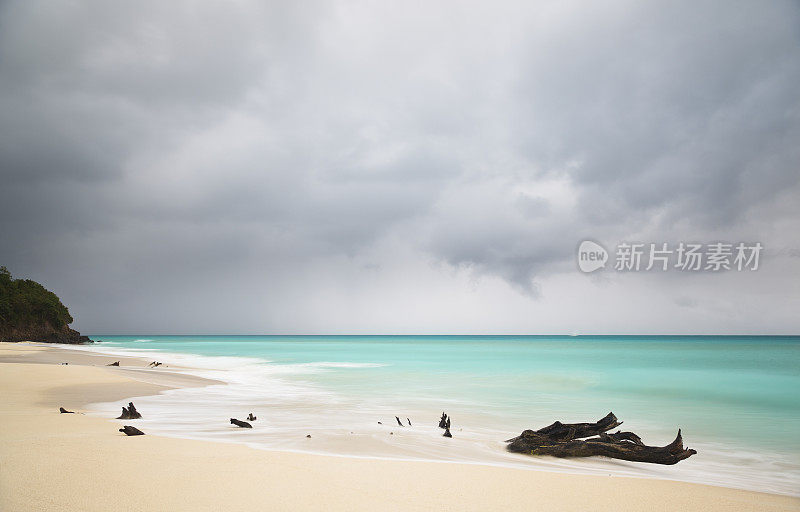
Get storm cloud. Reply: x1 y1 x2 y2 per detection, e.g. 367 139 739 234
1 0 798 334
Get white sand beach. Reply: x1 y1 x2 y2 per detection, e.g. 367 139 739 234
1 342 798 512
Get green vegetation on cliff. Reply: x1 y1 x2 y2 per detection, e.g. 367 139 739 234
0 266 87 343
0 266 73 328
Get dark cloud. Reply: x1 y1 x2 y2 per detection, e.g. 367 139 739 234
509 1 800 226
0 0 798 333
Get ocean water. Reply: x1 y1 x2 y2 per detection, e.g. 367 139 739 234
71 335 800 495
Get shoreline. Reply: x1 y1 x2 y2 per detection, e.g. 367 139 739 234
1 342 798 511
13 341 800 494
62 338 800 496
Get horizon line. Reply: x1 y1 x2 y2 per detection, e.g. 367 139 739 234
83 333 800 337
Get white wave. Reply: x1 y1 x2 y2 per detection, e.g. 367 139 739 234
57 343 272 374
296 361 387 369
240 361 387 377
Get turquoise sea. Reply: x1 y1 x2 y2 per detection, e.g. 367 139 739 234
74 335 800 495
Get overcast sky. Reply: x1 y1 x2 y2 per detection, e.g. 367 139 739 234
1 1 799 334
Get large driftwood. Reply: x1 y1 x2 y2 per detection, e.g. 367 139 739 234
119 425 145 436
506 412 696 465
505 411 621 443
116 402 142 419
230 418 252 428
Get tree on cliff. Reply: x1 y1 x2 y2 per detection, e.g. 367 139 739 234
0 266 87 343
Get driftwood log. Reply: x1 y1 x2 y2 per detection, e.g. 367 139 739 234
59 407 75 414
230 418 252 428
439 413 453 437
116 402 142 420
119 425 145 436
505 412 696 465
395 416 404 427
106 361 120 366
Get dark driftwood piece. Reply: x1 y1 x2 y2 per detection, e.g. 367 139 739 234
396 416 404 427
443 427 452 438
119 425 145 436
438 412 448 428
230 418 252 428
407 418 412 426
505 412 696 465
116 402 142 420
59 407 75 414
247 413 257 421
106 361 120 366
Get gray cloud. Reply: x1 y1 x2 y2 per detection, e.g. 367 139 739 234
0 0 798 333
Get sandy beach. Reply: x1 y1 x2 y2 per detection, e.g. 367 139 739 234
0 342 797 512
